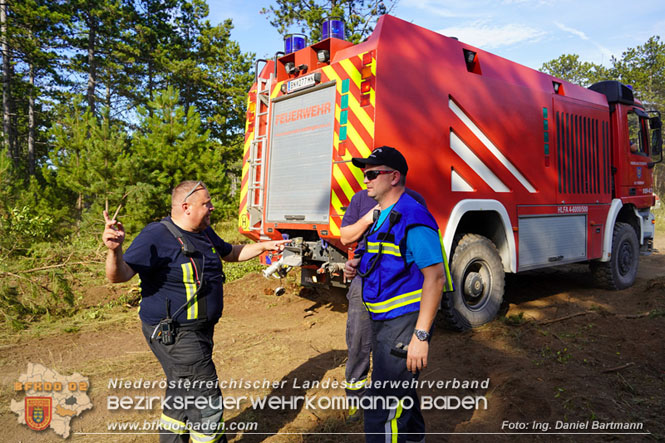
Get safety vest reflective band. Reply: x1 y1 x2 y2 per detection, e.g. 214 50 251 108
439 231 454 293
366 241 401 256
360 193 443 321
364 289 422 314
181 263 199 320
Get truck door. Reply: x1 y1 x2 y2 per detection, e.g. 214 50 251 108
623 107 654 198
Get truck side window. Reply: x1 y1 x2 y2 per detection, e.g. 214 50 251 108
627 111 646 155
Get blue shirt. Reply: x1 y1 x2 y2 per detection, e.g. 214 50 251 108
373 204 443 269
124 217 233 326
341 188 427 249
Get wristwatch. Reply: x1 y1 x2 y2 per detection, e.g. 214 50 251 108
414 329 430 341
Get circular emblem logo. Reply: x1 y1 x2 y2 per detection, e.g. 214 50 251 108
240 213 249 230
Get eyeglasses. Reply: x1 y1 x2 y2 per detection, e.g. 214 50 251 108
182 180 203 203
363 170 395 181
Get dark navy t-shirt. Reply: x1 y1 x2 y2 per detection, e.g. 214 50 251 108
341 189 427 248
123 217 233 326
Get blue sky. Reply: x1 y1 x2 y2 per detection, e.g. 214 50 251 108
208 1 665 71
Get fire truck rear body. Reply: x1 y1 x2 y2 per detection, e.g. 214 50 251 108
239 15 661 329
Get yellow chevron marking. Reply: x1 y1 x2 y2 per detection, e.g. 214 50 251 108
330 217 340 236
243 131 253 156
331 188 345 216
271 81 284 99
322 65 373 157
346 118 372 158
321 66 340 92
339 61 374 138
350 161 365 187
340 58 362 89
333 164 355 201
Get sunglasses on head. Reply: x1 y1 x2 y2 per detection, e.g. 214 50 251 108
364 170 395 181
182 180 203 203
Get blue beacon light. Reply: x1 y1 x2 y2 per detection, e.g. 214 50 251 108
284 34 307 54
322 18 345 40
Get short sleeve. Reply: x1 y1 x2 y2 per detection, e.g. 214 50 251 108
205 227 233 258
341 192 363 227
123 223 176 273
405 226 443 269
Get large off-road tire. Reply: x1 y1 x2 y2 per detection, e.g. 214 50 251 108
441 234 505 331
590 222 639 290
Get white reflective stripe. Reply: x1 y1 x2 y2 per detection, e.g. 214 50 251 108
450 131 510 193
384 398 403 443
160 414 187 434
384 403 397 443
451 169 474 192
449 97 536 193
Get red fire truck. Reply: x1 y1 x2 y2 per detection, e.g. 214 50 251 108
239 15 662 330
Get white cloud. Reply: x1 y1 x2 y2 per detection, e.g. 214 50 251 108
554 22 588 40
437 21 546 49
554 21 614 62
398 0 484 19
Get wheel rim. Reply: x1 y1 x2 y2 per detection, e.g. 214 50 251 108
461 259 492 310
617 240 634 276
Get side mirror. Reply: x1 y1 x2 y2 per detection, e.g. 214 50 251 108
648 112 662 167
652 128 663 156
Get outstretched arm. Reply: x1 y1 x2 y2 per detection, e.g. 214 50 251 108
223 240 290 262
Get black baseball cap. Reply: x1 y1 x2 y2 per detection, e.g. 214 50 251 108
351 146 408 176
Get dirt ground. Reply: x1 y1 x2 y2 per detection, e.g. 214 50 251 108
2 237 664 442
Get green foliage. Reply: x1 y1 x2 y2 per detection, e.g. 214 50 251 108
224 260 265 283
611 36 665 113
261 0 398 44
47 99 131 219
4 206 54 241
126 86 229 227
540 54 610 87
541 36 665 201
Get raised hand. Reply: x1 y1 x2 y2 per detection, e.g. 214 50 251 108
102 210 126 250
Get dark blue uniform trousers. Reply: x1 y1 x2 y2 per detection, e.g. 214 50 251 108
364 311 425 443
142 322 227 443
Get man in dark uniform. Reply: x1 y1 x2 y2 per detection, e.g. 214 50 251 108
344 147 453 442
102 180 288 443
340 181 426 420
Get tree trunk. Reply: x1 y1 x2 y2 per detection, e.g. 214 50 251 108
28 60 35 175
105 67 111 111
1 1 13 163
87 12 97 115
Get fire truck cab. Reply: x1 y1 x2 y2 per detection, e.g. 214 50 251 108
239 15 662 330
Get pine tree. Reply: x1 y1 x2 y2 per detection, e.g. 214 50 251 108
127 86 231 227
260 0 397 44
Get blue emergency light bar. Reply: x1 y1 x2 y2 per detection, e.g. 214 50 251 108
322 18 344 40
284 34 307 54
